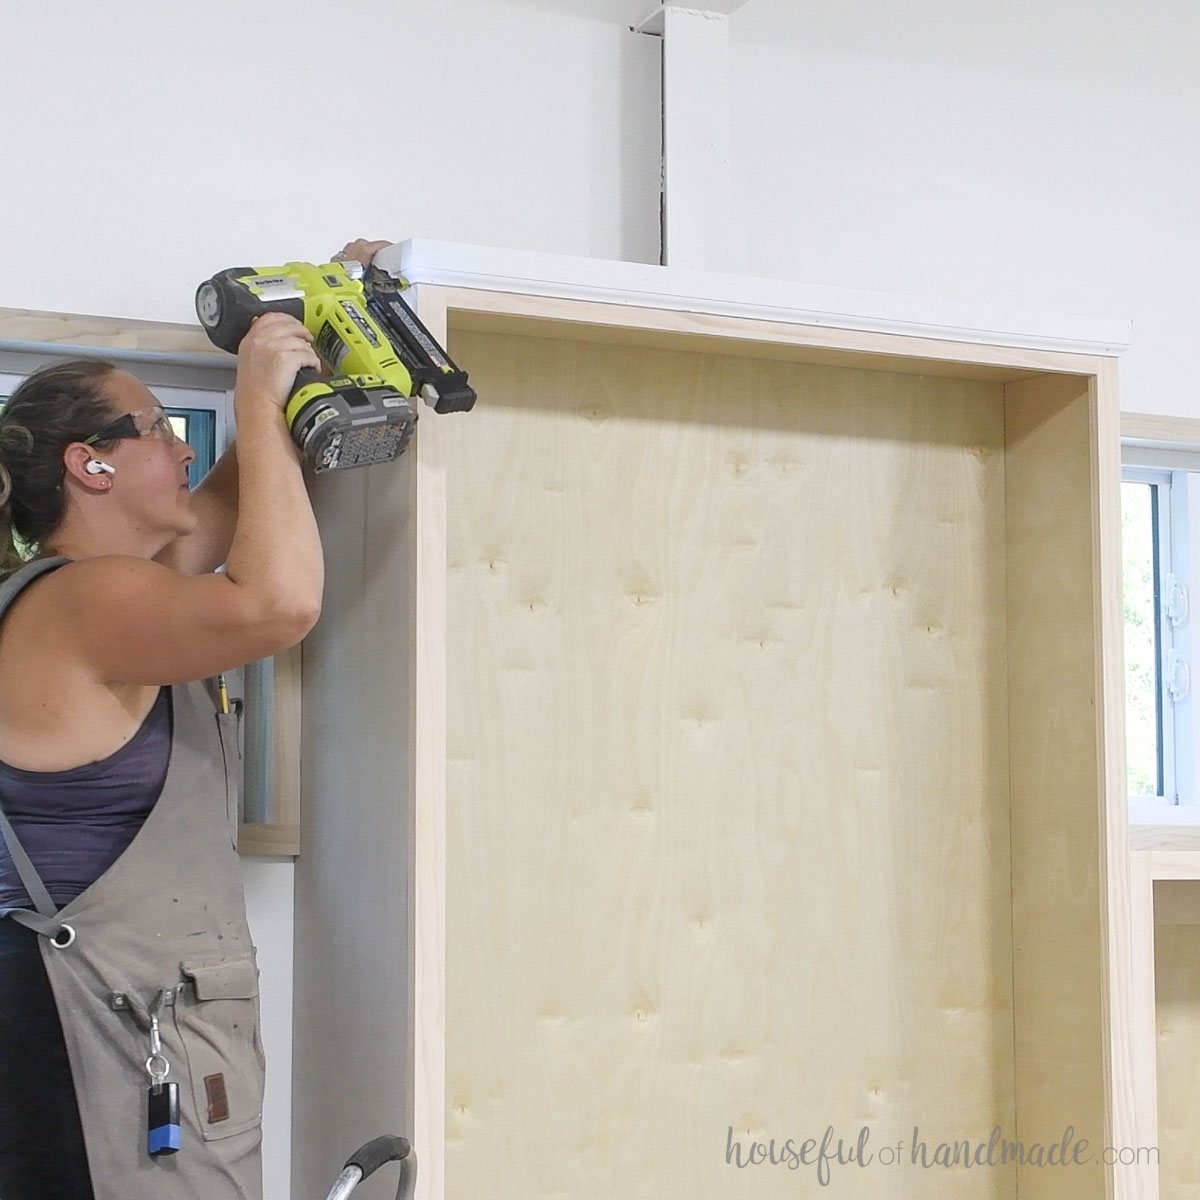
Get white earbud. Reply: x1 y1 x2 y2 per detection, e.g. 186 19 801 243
84 459 116 476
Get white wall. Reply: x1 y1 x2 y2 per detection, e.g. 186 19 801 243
729 0 1200 415
4 0 1199 1192
1 0 661 321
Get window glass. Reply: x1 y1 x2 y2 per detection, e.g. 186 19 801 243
1122 479 1162 798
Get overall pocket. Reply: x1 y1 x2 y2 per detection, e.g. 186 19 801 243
172 955 265 1141
215 709 243 850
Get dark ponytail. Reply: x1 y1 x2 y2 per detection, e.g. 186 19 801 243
0 359 118 574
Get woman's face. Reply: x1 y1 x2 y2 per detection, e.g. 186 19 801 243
93 370 198 540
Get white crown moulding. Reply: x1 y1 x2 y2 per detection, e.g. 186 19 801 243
635 2 752 36
378 239 1133 358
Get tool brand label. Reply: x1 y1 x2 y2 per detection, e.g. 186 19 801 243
243 274 304 301
341 300 381 348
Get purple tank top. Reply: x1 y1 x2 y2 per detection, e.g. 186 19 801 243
0 687 172 909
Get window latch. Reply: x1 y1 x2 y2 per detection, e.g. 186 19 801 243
1166 573 1190 627
1167 649 1191 703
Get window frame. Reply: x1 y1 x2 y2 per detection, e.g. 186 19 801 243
1121 464 1177 805
1123 425 1200 828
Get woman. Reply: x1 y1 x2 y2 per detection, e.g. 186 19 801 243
0 238 387 1199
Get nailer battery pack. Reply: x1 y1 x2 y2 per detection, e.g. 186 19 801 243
195 258 475 472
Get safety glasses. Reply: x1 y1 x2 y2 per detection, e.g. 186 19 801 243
83 405 178 447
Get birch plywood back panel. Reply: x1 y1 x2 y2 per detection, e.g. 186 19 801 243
443 331 1016 1199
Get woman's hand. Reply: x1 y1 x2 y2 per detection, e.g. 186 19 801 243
233 313 322 413
332 238 393 266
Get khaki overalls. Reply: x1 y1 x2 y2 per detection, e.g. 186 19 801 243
0 557 265 1199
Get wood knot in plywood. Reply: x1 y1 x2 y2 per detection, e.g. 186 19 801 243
630 791 654 818
537 1000 573 1026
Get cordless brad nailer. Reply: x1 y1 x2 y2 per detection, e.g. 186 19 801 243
195 257 475 472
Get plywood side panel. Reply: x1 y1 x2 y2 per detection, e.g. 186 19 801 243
444 331 1014 1199
292 459 416 1200
1004 375 1107 1199
1155 900 1200 1197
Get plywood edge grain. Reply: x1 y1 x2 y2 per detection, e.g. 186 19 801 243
271 642 303 830
1120 852 1162 1198
1131 826 1200 852
0 306 227 362
1092 362 1148 1200
1121 413 1200 449
238 823 300 857
1148 851 1200 881
409 285 449 1200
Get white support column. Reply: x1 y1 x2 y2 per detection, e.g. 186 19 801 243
637 3 752 271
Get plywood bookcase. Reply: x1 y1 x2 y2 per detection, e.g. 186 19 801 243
291 246 1139 1200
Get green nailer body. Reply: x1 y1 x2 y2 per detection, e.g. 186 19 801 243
195 259 475 473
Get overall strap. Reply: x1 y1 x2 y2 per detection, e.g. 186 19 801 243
0 555 70 621
0 557 74 940
0 801 63 938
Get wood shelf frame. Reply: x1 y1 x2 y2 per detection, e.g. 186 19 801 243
287 277 1134 1200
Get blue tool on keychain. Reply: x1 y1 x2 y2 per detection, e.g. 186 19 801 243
145 992 180 1156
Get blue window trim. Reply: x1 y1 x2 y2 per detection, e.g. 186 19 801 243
164 407 217 488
